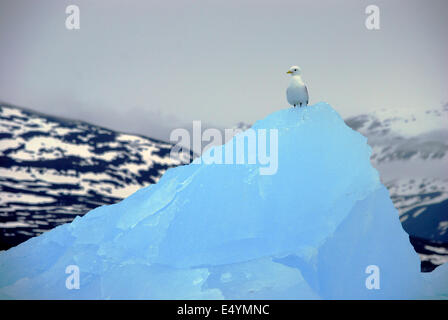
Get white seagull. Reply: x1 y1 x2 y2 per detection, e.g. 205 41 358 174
286 66 309 108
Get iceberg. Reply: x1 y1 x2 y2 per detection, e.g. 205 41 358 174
0 102 446 299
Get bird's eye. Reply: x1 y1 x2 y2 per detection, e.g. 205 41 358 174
294 69 297 71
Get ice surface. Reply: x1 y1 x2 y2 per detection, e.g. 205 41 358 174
0 102 446 299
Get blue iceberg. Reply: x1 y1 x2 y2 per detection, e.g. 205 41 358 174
0 102 446 299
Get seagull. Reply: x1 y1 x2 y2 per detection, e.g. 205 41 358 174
286 66 309 108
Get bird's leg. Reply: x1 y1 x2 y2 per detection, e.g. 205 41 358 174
299 102 302 107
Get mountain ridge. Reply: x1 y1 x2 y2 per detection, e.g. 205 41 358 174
0 102 191 249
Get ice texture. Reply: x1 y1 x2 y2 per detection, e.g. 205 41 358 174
0 102 446 299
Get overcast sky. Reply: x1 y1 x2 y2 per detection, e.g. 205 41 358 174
0 0 447 141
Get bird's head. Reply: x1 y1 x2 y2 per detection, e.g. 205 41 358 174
286 66 302 76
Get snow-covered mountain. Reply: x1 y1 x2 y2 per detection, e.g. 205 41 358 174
344 104 448 271
0 103 190 250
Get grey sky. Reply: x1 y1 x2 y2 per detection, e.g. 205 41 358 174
0 0 447 141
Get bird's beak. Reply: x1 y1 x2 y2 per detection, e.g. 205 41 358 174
286 71 293 74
